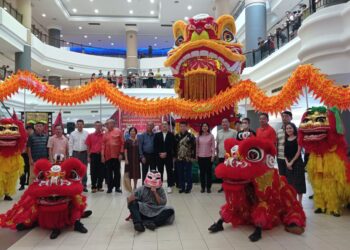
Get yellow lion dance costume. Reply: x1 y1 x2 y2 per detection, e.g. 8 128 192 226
0 117 26 201
298 106 350 216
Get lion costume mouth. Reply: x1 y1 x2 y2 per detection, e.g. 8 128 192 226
301 128 328 141
38 196 71 206
0 135 20 147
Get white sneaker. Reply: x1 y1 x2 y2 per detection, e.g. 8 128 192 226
167 187 173 194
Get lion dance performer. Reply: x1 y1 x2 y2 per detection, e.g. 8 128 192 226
0 156 92 239
0 117 27 201
164 14 245 130
298 106 350 216
208 137 305 242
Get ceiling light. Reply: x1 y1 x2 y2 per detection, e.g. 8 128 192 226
94 9 99 14
111 42 114 46
72 8 77 13
187 5 192 10
154 36 158 40
88 42 92 45
150 0 155 3
150 10 155 15
184 16 189 21
129 10 133 14
90 0 94 2
127 0 132 3
66 42 70 45
4 7 7 11
108 35 111 39
42 13 46 17
154 43 157 46
60 34 63 38
46 69 50 72
84 35 88 38
80 74 83 76
78 26 82 30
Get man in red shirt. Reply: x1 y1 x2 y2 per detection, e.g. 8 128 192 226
86 121 104 193
256 113 277 146
101 119 124 193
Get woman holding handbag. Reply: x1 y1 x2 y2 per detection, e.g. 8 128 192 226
124 127 141 191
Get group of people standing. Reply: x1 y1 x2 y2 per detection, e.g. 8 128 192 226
18 111 306 204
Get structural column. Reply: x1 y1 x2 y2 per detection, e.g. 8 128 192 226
245 0 267 52
214 0 231 18
48 27 61 48
15 0 31 72
48 76 61 88
125 26 139 74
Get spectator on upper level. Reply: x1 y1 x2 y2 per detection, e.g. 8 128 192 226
107 71 112 83
97 70 104 79
118 74 123 88
111 70 117 87
91 73 96 82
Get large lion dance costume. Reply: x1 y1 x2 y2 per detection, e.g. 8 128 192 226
298 106 350 216
164 14 245 129
208 137 305 242
0 117 26 201
0 157 92 239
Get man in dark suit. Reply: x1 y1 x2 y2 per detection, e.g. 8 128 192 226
154 121 175 194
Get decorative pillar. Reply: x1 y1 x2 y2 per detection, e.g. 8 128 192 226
48 27 61 48
15 0 31 72
15 45 31 71
245 0 267 52
48 76 61 88
125 26 139 74
214 0 231 18
16 0 31 29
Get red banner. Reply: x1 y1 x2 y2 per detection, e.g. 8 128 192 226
121 112 162 132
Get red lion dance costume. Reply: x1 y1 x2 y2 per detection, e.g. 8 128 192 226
209 137 305 241
0 117 26 201
298 106 350 216
0 157 92 239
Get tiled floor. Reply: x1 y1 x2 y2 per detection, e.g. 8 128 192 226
1 173 350 250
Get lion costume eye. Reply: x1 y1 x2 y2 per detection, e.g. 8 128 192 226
68 170 80 181
246 147 264 162
222 29 235 43
175 35 184 47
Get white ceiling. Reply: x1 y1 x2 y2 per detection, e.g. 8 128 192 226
28 0 239 49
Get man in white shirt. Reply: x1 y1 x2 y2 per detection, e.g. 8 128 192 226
69 119 89 192
216 118 237 193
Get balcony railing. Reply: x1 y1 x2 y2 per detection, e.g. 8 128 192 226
1 0 23 23
245 0 349 67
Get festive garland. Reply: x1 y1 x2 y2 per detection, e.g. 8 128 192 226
0 64 349 118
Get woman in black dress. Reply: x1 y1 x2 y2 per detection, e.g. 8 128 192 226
124 127 141 190
284 122 306 203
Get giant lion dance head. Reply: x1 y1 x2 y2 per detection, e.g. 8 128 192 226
298 106 347 155
0 117 27 157
164 14 245 100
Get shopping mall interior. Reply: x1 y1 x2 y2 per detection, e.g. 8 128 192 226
1 0 350 249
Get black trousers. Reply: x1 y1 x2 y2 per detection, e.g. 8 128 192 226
73 151 88 188
198 157 212 190
106 158 121 191
277 158 287 177
141 153 156 184
156 156 174 187
20 153 30 186
90 153 105 189
128 200 174 226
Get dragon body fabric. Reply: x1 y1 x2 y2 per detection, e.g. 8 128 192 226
0 118 26 199
164 14 245 130
209 137 305 241
0 158 90 238
298 106 350 216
